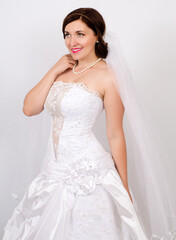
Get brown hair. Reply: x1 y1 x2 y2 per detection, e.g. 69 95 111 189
62 8 108 59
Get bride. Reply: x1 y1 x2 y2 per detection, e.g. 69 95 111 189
2 7 175 240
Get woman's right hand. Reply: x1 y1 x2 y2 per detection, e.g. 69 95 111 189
23 54 77 116
51 54 77 77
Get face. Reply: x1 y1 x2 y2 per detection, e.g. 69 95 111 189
64 19 98 61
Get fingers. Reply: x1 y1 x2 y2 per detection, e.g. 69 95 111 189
68 64 75 69
69 60 77 66
64 54 77 68
66 54 76 61
67 57 77 66
66 53 74 59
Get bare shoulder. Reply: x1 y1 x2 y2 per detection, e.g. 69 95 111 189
99 61 123 110
96 60 117 93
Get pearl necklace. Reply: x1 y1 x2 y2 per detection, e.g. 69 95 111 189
73 58 102 74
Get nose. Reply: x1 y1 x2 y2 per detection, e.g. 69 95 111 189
69 36 78 47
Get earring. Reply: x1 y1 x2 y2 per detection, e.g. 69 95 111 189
96 41 99 43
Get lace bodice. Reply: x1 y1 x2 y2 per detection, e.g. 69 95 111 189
44 80 104 119
44 81 104 160
42 80 114 196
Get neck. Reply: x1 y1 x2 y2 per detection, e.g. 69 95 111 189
76 55 100 69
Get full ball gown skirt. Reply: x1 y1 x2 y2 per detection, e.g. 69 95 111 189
2 81 148 240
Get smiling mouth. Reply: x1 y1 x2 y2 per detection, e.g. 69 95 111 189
71 48 82 53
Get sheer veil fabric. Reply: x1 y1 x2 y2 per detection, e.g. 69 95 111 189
105 31 176 239
4 30 176 239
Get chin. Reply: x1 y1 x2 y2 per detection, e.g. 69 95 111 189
74 54 89 61
72 56 82 61
70 53 78 60
72 56 79 60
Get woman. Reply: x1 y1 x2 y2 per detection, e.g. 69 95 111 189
2 7 173 240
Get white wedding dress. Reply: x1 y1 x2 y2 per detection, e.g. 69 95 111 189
2 80 148 240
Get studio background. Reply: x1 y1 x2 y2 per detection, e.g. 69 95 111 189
0 0 176 236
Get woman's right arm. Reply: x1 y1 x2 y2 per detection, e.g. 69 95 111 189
23 54 76 116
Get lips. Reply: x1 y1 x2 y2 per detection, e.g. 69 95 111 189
71 48 82 53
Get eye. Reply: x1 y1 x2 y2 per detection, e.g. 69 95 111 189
64 32 84 38
64 33 70 38
77 33 84 36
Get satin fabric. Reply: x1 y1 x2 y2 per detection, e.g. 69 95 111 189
3 167 148 239
2 81 148 239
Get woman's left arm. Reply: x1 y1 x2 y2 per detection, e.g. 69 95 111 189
103 71 132 202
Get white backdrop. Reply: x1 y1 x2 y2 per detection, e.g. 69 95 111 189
0 0 176 236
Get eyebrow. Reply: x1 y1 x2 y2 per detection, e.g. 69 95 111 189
64 30 85 33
